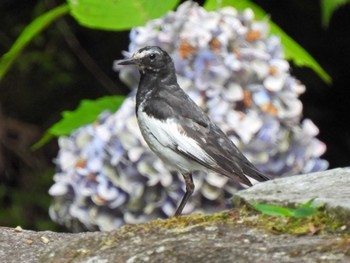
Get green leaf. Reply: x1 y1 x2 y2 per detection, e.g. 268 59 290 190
67 0 180 31
204 0 331 84
321 0 350 27
299 197 319 208
252 203 294 217
33 95 125 149
0 4 69 81
252 198 321 218
292 207 319 219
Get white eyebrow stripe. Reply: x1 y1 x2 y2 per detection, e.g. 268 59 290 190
133 49 161 59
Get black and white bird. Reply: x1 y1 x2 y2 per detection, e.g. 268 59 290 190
117 46 271 216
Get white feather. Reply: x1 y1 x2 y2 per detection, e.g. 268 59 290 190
137 105 215 174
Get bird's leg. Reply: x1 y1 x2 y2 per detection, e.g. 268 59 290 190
174 173 194 216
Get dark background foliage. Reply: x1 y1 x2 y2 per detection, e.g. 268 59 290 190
0 0 349 231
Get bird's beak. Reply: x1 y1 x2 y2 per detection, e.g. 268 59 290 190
116 58 136 65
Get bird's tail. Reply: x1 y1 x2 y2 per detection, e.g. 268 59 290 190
243 164 272 185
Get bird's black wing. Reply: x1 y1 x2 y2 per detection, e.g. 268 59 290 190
177 119 271 185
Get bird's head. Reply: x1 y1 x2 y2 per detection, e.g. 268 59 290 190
117 46 174 75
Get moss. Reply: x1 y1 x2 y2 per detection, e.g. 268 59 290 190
117 213 220 236
129 205 348 236
232 204 349 236
97 205 348 244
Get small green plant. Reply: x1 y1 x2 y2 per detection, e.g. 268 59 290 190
252 198 321 219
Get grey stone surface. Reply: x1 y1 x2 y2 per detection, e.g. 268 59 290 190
0 168 349 263
234 167 350 220
0 227 76 263
1 219 349 263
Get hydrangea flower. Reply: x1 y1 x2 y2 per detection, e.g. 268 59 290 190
49 1 328 231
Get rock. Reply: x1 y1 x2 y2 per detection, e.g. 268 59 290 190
0 226 76 262
1 216 349 263
233 167 350 222
0 168 349 262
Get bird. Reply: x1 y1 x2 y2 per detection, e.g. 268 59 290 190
117 46 271 216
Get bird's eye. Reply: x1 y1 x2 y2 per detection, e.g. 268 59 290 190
149 53 156 60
